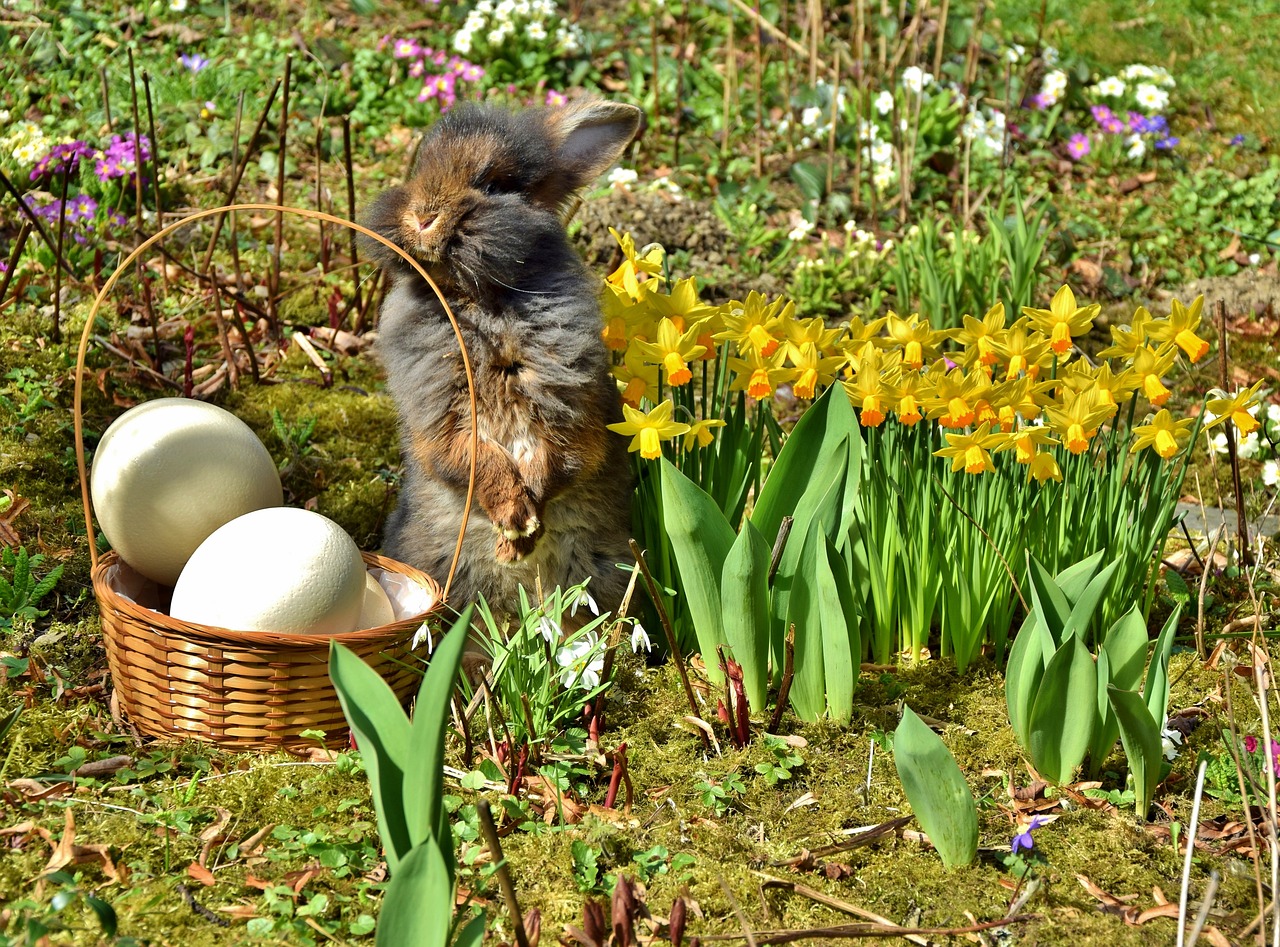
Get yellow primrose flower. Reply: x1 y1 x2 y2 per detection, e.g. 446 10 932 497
606 228 665 299
633 317 706 387
951 302 1008 368
934 422 1005 475
683 418 727 450
883 311 937 370
787 342 847 399
612 347 660 408
716 292 789 359
1044 388 1113 454
1126 343 1178 407
727 348 796 400
993 318 1052 380
1205 381 1265 436
1130 409 1196 460
607 400 690 460
1096 305 1153 360
1146 295 1211 363
1022 285 1100 356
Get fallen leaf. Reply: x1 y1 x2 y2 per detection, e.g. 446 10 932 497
187 862 216 887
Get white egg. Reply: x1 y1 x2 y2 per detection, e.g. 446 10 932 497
170 508 366 635
358 572 396 629
91 398 282 585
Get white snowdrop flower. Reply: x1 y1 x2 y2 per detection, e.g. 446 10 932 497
787 219 815 241
1005 43 1025 63
901 65 932 94
539 615 563 643
1135 83 1169 112
874 89 894 116
527 20 547 40
1043 45 1060 66
1126 134 1146 160
1250 253 1262 266
569 588 600 618
629 623 652 653
1161 724 1184 761
1095 76 1126 98
801 105 823 128
556 634 604 690
1263 459 1279 487
1238 431 1261 459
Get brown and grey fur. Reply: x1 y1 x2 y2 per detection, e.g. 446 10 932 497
363 100 642 623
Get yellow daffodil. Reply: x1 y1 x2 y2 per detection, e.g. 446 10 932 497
1028 449 1063 482
782 315 845 355
934 422 1005 475
607 399 690 459
1060 361 1133 418
1022 285 1100 356
727 348 796 400
787 342 847 399
993 318 1051 380
612 347 660 408
716 292 789 359
845 314 887 347
990 376 1054 430
894 370 925 425
1096 305 1153 360
1126 343 1178 407
997 425 1058 464
645 276 719 334
951 302 1007 368
883 311 937 370
607 228 665 299
1129 409 1196 459
600 285 638 352
683 418 727 450
1145 295 1211 363
1044 388 1113 454
1205 381 1265 436
633 317 706 387
921 366 985 429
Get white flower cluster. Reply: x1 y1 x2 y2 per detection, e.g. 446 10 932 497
1037 69 1068 107
843 222 892 260
453 0 583 56
1091 63 1175 112
1 119 50 165
901 65 935 95
787 218 815 242
605 167 683 201
961 106 1006 155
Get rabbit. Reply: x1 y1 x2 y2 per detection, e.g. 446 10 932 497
363 98 643 629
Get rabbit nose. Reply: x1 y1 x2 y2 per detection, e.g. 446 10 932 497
415 213 437 232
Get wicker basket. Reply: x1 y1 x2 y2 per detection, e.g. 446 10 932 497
73 204 479 752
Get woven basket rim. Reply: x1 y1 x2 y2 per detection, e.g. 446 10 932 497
92 549 448 649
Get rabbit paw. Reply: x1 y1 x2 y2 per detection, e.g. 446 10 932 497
495 534 538 563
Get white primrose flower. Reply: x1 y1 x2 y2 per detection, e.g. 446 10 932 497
874 89 894 116
901 65 933 94
527 20 547 40
1238 431 1261 460
1043 45 1060 66
801 105 823 128
1263 459 1279 487
868 139 893 166
1125 134 1146 160
1267 403 1280 425
872 163 896 191
1135 83 1169 112
1095 75 1126 98
1005 43 1025 63
453 30 474 54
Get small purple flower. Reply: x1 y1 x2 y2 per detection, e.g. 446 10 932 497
1090 104 1114 123
1011 815 1048 855
1126 111 1149 134
1155 136 1179 150
1230 133 1246 146
1101 116 1125 135
29 141 93 181
179 52 210 73
1067 133 1090 160
1026 93 1048 111
1146 115 1169 134
0 261 7 273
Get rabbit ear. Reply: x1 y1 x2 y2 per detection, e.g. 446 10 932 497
546 100 643 192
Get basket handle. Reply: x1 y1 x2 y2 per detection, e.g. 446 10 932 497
72 203 477 604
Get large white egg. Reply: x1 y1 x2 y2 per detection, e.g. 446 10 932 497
358 572 396 629
91 398 283 586
169 508 366 635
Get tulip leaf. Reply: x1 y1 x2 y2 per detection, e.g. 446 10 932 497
375 840 453 947
1063 558 1120 642
1054 549 1107 602
1144 606 1182 728
893 705 978 867
1107 684 1164 818
1004 612 1044 749
660 457 735 675
1087 605 1151 775
1025 555 1073 655
720 521 772 710
784 527 826 722
1028 634 1096 784
817 536 855 724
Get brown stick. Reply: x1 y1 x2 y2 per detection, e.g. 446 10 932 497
0 220 31 309
99 66 113 130
341 115 360 329
269 54 293 334
142 70 167 295
1216 299 1251 562
51 164 70 344
629 538 709 747
766 626 796 734
227 92 246 293
0 169 77 281
477 800 531 947
127 49 159 366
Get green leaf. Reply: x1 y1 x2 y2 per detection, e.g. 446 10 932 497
0 706 20 744
375 841 453 947
660 458 735 673
784 527 826 722
1054 550 1107 603
329 639 413 872
893 705 978 868
1107 685 1163 818
817 536 855 724
720 521 771 711
453 912 487 947
1088 605 1151 775
1004 613 1044 749
1063 559 1120 642
1028 635 1097 784
1144 606 1182 727
1025 555 1073 654
406 607 473 878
